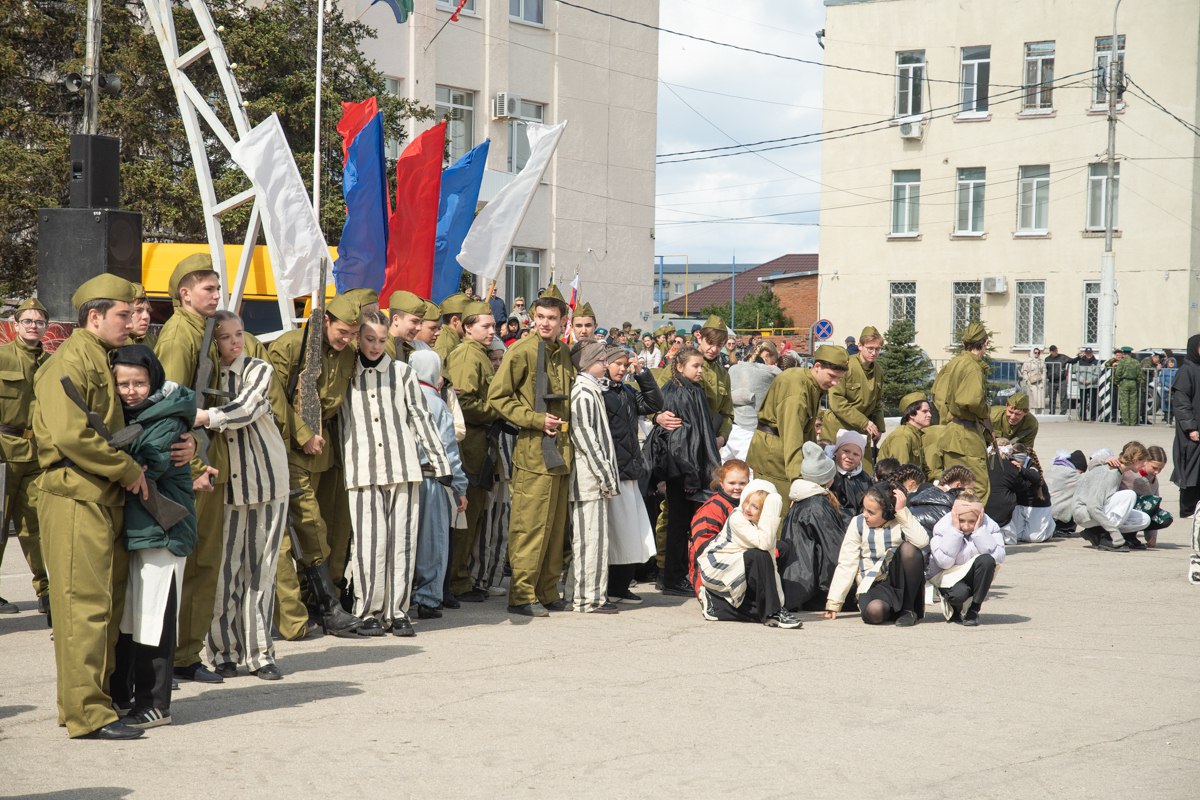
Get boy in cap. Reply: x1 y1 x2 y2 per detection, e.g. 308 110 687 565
386 289 425 363
487 284 575 617
990 391 1039 447
566 340 621 613
128 284 157 348
415 300 442 350
435 292 470 363
931 320 993 503
35 275 151 739
571 302 597 343
878 391 932 472
823 325 885 466
0 298 51 616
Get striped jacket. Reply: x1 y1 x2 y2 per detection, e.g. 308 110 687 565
699 479 783 607
568 374 619 502
825 507 929 612
340 354 451 489
206 355 290 506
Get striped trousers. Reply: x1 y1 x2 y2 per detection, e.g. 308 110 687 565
566 498 609 612
349 482 420 624
470 481 509 592
208 498 286 672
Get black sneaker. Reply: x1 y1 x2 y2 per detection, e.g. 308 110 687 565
441 594 461 610
764 611 803 629
612 591 643 605
660 578 694 597
457 588 488 603
962 609 980 627
213 663 238 679
121 707 171 729
0 596 17 615
391 616 416 637
356 618 386 637
416 604 442 620
894 610 919 627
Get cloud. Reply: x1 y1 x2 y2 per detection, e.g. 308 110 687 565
655 0 829 266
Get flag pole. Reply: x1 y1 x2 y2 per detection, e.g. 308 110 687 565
312 0 327 222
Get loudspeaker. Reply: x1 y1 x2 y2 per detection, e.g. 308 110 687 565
69 134 121 209
37 208 142 321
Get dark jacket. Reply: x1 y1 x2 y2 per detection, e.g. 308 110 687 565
778 485 846 611
1172 333 1200 491
643 378 720 496
907 483 954 534
123 383 198 557
831 469 872 525
986 458 1041 526
1016 473 1051 508
601 369 662 482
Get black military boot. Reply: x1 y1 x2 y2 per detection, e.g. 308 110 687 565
306 563 364 638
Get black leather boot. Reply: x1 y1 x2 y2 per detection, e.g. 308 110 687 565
306 563 364 637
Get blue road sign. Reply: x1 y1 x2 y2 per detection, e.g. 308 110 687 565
814 318 834 341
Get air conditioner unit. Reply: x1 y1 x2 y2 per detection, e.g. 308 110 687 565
898 121 924 140
494 91 521 119
982 276 1008 294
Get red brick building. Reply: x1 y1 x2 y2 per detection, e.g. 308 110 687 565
756 254 820 337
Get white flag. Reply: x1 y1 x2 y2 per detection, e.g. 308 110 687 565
230 114 328 301
457 121 567 281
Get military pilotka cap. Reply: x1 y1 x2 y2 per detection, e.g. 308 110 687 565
342 287 379 310
464 301 492 319
541 284 567 303
388 290 425 316
701 314 725 331
440 293 470 316
812 344 850 368
72 274 137 310
421 300 441 322
962 320 988 343
12 298 48 318
326 294 362 325
899 391 927 412
130 283 148 301
575 301 596 320
1007 391 1030 410
860 325 882 342
654 325 673 338
169 253 218 299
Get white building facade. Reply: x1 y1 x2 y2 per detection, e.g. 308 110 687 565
354 0 659 321
818 0 1200 358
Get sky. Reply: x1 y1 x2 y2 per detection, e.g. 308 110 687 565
654 0 832 268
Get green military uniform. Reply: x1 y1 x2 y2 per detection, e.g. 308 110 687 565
746 344 848 513
0 299 50 605
486 287 574 608
386 290 424 364
931 322 992 503
877 390 926 471
990 391 1039 447
1113 348 1143 426
35 275 143 738
446 304 500 596
434 293 469 364
822 326 885 466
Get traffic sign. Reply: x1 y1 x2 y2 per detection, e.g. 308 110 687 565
813 318 834 341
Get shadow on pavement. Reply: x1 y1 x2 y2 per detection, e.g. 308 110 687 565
0 705 36 721
280 643 420 674
2 789 133 800
171 680 364 724
975 613 1032 625
0 613 52 635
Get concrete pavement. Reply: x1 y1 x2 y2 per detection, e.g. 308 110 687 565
1 422 1197 799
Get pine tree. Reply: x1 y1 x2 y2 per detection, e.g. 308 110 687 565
878 318 933 414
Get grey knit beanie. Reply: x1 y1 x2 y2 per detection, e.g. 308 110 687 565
800 440 836 485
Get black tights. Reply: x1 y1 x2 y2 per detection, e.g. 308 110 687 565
861 542 925 625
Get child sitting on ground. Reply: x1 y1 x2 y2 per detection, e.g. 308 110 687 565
927 493 1005 626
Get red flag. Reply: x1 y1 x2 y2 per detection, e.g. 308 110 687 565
336 97 379 165
382 122 447 302
450 0 469 21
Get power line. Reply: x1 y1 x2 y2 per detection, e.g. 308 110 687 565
1123 75 1200 137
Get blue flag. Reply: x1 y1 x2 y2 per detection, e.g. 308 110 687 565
432 139 490 303
333 113 388 293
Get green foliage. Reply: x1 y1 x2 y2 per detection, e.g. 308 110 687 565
701 289 790 330
878 318 933 414
0 0 433 298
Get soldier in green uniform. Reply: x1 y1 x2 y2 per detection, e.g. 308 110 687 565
486 284 574 617
877 391 931 472
35 275 150 739
990 391 1039 447
931 321 994 504
446 300 500 601
127 284 158 348
415 300 442 350
1113 346 1143 425
822 325 885 467
0 298 51 616
745 344 849 513
571 302 597 342
386 290 425 363
434 293 469 364
154 255 227 684
267 293 365 636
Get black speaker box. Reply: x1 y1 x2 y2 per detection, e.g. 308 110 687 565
69 134 121 209
36 208 142 321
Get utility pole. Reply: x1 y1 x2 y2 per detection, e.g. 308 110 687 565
1097 0 1123 360
82 0 102 134
730 252 736 329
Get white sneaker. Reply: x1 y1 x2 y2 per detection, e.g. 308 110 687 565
1189 555 1200 585
487 586 507 597
697 587 718 621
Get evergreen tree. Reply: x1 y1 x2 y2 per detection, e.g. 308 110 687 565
700 288 790 330
878 318 933 414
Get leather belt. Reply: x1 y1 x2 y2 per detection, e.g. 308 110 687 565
950 418 978 430
0 424 32 439
757 422 780 436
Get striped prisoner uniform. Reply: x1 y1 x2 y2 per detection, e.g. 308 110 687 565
470 427 515 592
204 354 290 672
566 374 620 612
340 353 450 627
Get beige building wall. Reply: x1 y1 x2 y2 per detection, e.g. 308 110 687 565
351 0 658 322
819 0 1200 359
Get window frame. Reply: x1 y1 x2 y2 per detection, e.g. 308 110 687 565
1086 163 1120 231
1022 41 1056 112
895 50 926 120
889 281 917 327
437 0 476 12
891 169 921 236
959 45 991 116
952 280 982 342
1014 280 1046 348
509 0 544 25
955 167 987 235
1017 165 1051 234
1083 281 1101 347
505 247 542 310
435 85 476 164
383 77 403 159
506 99 546 173
1093 34 1126 108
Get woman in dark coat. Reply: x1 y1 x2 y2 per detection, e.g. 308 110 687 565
1170 333 1200 519
778 441 846 611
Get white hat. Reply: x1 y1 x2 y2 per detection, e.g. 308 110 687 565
834 428 868 455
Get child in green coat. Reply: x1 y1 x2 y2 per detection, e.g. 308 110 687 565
109 344 197 730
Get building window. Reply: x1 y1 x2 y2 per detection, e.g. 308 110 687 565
952 280 982 339
955 168 986 234
889 281 917 326
891 169 921 235
895 50 925 118
507 99 545 172
438 0 475 11
384 77 402 159
1086 163 1120 231
505 248 541 309
510 0 544 24
1017 165 1050 233
673 282 683 294
1015 280 1046 347
959 46 991 114
1094 35 1126 106
1083 281 1100 347
692 282 702 292
1023 41 1055 111
436 86 475 163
